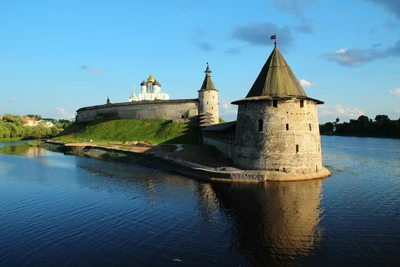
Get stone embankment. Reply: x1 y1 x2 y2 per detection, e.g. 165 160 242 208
41 141 331 182
41 141 267 182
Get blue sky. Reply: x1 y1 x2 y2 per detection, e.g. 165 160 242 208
1 0 399 123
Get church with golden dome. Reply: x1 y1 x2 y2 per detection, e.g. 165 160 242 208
129 74 170 102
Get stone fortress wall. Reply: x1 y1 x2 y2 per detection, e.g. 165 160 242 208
233 98 322 175
76 99 199 122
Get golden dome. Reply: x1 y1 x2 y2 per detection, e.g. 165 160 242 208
147 73 155 83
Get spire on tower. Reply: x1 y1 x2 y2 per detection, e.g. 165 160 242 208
200 62 216 90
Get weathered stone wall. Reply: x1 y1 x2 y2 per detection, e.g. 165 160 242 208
202 136 232 158
76 99 199 122
233 98 323 174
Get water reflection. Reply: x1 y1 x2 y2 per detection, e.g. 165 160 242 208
210 180 323 266
0 143 48 158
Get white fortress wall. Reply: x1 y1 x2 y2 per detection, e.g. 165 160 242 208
77 99 199 122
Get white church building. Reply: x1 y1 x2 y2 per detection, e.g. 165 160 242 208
129 74 170 102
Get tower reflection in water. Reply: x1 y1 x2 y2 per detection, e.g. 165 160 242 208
209 180 323 266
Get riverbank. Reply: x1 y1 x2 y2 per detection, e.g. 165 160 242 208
41 141 331 182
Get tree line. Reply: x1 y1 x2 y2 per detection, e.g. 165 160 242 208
320 115 400 138
0 114 73 139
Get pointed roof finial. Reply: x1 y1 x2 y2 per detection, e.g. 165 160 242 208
200 62 216 90
205 62 212 75
270 34 277 48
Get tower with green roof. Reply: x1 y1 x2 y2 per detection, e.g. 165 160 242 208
231 46 330 180
198 63 219 125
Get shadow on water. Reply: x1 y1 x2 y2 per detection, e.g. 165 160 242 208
208 180 323 266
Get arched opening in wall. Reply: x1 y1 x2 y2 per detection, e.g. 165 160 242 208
309 123 312 131
181 115 185 119
296 144 299 153
316 165 318 172
212 107 213 110
300 100 304 108
258 119 263 131
273 100 278 108
286 123 289 131
207 101 208 104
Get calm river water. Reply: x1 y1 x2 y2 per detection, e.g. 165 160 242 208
0 136 399 266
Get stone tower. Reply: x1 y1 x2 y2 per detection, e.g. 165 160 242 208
198 63 219 125
231 46 330 180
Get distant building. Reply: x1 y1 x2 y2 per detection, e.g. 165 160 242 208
76 65 219 125
21 116 38 126
129 74 169 102
21 116 54 127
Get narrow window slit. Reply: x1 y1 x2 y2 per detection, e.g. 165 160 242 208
258 119 263 131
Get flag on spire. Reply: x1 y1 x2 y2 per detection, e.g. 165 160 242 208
270 34 276 40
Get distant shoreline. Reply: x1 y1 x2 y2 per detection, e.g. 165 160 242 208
321 133 400 139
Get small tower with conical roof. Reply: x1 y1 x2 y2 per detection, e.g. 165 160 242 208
231 46 330 179
198 63 219 125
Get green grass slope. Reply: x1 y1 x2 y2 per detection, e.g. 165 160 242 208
54 119 198 144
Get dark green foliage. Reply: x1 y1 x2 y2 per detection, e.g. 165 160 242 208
321 114 400 138
0 113 73 140
375 114 390 122
319 122 334 133
26 114 42 121
2 114 24 126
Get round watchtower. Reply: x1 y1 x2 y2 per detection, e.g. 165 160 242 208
198 63 219 125
231 47 330 180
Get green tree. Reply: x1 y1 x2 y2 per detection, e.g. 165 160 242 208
49 126 60 136
2 114 23 126
357 115 369 122
375 115 390 122
26 114 42 121
0 125 11 138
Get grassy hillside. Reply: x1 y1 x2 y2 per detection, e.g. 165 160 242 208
54 119 199 144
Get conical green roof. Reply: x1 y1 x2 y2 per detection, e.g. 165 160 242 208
246 47 306 98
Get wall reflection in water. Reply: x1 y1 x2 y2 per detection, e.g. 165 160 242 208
209 180 323 266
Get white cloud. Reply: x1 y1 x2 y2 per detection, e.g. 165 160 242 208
81 66 102 73
56 108 75 119
396 109 400 113
10 97 16 101
299 79 315 88
336 48 347 54
219 100 238 121
322 40 400 67
389 88 400 97
318 104 364 123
